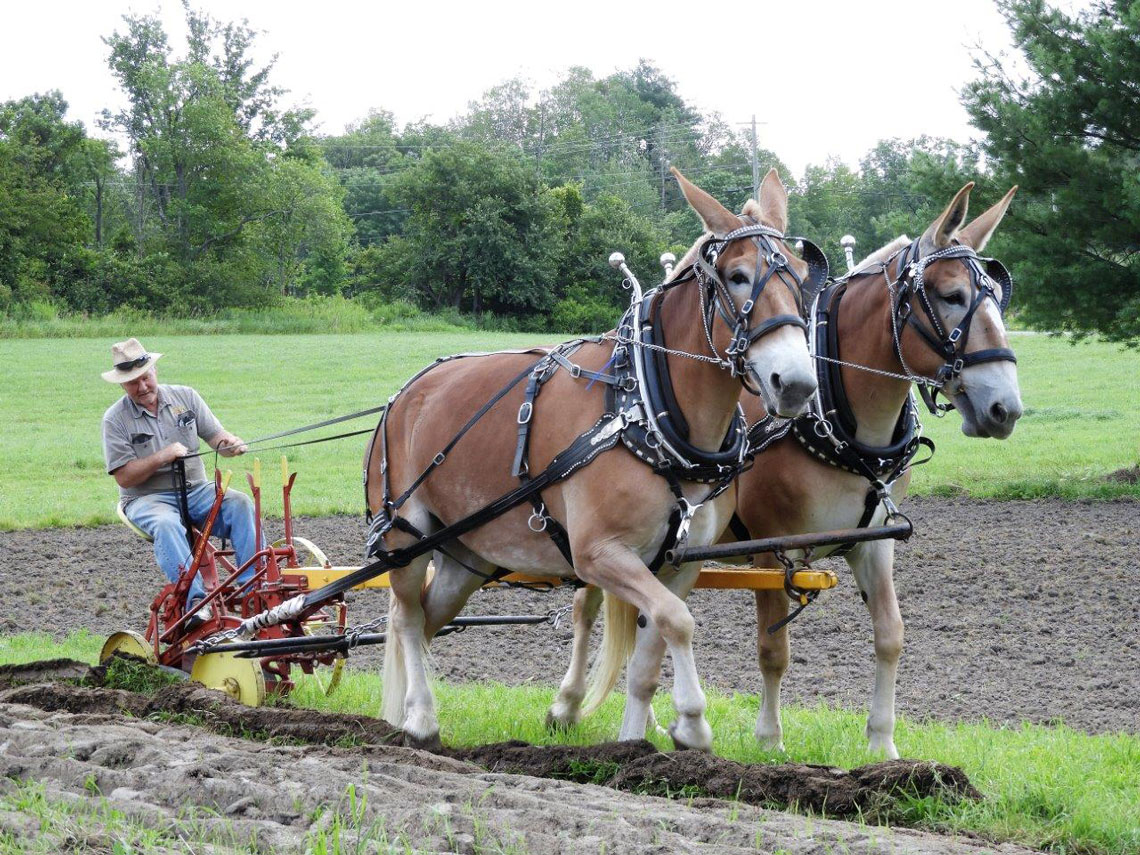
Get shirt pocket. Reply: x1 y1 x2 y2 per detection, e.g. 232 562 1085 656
129 431 157 456
175 412 199 448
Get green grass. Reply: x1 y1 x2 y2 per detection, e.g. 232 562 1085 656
0 779 261 854
0 330 1137 530
5 632 1136 855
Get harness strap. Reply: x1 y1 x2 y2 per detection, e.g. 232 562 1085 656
392 359 541 513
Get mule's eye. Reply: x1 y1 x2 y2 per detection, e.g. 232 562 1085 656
729 271 750 286
942 291 966 307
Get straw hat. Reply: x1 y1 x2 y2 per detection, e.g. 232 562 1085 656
101 338 163 383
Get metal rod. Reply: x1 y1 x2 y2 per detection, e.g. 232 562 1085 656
666 521 912 565
218 614 554 658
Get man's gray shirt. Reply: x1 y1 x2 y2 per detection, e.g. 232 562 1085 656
103 385 224 504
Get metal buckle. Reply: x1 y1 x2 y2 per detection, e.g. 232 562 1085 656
948 328 962 344
740 299 755 315
620 376 637 392
432 452 445 466
952 358 964 373
813 418 834 438
517 401 533 424
569 363 582 379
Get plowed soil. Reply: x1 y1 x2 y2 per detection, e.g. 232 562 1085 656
1 497 1137 853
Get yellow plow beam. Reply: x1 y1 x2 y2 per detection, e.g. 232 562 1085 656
282 565 838 593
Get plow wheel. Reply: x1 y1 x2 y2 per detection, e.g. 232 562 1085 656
100 630 156 665
190 651 266 707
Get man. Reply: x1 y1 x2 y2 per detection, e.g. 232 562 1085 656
101 337 259 627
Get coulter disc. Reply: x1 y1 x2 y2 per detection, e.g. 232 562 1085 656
100 630 156 664
190 652 266 707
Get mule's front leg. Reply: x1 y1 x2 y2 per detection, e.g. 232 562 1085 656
578 541 712 752
383 554 440 750
754 588 790 751
547 585 603 729
849 539 904 759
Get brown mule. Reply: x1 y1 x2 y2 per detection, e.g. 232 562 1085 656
548 184 1023 756
369 168 818 750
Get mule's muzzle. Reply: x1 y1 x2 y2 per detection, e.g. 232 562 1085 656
748 361 816 419
953 388 1023 439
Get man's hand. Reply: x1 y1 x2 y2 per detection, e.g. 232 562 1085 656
113 441 190 489
164 442 191 463
216 436 248 457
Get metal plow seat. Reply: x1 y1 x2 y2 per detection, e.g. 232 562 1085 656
116 502 154 542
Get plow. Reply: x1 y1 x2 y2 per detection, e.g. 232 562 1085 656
102 451 910 707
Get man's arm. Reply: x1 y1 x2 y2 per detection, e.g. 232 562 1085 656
111 442 190 488
207 430 247 458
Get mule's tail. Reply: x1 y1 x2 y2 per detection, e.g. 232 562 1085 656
582 590 638 715
381 594 407 726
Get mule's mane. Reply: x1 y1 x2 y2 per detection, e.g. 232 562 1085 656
851 235 910 274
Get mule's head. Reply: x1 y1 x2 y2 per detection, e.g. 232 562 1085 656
673 167 817 418
899 184 1023 438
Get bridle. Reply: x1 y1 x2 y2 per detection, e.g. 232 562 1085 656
882 239 1016 415
679 222 828 393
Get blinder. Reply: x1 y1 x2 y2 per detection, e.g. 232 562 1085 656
983 257 1013 314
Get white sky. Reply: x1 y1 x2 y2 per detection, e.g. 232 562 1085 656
2 0 1052 178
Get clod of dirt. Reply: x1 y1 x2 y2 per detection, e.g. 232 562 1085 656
611 753 980 818
450 739 658 781
0 676 404 749
449 739 980 818
147 682 404 747
1106 465 1140 484
0 659 91 690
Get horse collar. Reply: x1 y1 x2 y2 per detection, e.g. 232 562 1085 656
791 281 925 484
607 295 749 484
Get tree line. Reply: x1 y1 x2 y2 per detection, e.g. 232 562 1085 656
1 0 1136 340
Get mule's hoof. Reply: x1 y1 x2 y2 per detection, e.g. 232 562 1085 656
545 707 579 732
668 718 712 752
867 737 900 760
401 729 442 752
754 729 785 752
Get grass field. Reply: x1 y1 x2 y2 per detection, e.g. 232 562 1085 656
0 331 1137 530
1 631 1136 855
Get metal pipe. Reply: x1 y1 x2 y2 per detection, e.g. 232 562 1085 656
666 521 912 565
220 614 555 658
841 234 857 273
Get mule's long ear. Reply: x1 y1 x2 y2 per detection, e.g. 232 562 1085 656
672 166 738 238
957 186 1018 252
757 168 788 234
919 182 974 255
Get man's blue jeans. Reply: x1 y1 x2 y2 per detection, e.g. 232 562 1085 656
125 483 261 606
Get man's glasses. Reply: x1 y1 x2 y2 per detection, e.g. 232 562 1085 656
115 354 151 372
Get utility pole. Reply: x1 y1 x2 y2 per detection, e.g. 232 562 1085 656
751 115 760 201
659 121 667 209
740 116 769 200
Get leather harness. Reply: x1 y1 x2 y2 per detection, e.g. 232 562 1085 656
729 237 1016 553
360 224 827 585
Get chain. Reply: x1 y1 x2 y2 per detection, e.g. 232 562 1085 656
189 626 244 654
600 332 730 368
546 603 573 630
343 615 389 649
811 353 938 386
